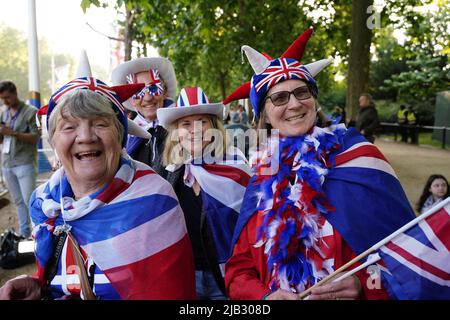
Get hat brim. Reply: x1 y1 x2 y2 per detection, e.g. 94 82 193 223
111 57 177 111
157 103 224 128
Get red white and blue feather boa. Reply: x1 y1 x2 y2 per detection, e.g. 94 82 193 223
252 124 347 292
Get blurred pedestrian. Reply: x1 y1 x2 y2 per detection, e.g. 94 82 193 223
331 106 346 125
0 80 40 238
355 93 379 143
406 105 418 144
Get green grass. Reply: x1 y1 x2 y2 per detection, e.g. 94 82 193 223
380 132 448 149
418 132 447 148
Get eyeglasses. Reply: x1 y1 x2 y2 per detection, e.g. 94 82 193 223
264 86 312 107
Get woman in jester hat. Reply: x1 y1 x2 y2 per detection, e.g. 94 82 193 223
0 53 196 300
224 28 415 300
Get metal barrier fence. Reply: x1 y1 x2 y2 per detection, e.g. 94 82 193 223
379 122 450 149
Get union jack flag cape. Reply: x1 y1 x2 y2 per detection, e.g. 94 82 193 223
232 127 417 296
30 155 196 299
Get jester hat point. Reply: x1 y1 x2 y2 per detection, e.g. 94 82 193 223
229 28 333 119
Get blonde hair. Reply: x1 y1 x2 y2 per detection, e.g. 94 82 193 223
162 114 229 166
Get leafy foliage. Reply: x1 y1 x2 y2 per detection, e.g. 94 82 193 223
80 0 449 122
0 24 75 104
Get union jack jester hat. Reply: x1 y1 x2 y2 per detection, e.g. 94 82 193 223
38 51 149 146
157 87 224 129
226 28 333 119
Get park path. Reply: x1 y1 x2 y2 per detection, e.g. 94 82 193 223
375 139 450 212
1 139 449 286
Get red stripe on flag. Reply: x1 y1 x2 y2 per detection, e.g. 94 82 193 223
96 169 155 203
104 234 196 300
203 164 250 187
185 87 199 106
385 242 450 281
133 169 156 182
96 178 130 204
424 207 450 251
332 145 389 167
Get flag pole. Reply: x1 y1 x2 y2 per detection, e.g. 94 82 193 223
27 0 41 108
299 196 450 299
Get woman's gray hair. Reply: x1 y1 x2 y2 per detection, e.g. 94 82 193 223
47 90 124 145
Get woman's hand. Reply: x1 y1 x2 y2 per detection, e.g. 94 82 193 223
0 275 41 300
265 289 301 300
308 274 362 300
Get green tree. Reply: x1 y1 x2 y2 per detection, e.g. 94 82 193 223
80 0 449 113
0 24 75 104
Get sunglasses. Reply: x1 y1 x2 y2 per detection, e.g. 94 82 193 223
132 83 164 100
264 86 312 107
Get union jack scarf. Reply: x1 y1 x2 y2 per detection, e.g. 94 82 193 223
252 125 347 292
167 147 252 273
127 69 164 99
30 154 196 299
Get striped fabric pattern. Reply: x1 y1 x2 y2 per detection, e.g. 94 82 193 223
30 155 196 300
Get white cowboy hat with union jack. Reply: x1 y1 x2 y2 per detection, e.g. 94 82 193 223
157 87 224 128
111 57 177 110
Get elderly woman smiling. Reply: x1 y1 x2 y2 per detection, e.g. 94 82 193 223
0 77 196 300
224 29 415 300
49 90 124 200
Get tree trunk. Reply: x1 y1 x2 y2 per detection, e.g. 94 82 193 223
346 0 374 122
124 7 134 61
219 72 227 100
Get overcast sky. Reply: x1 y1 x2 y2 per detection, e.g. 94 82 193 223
0 0 128 75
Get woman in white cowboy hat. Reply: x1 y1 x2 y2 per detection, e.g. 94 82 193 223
224 28 415 300
111 57 177 178
157 87 251 300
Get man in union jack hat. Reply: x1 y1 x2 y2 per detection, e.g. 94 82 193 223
111 57 177 179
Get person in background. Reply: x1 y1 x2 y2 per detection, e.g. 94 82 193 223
417 174 449 214
111 57 177 179
158 87 251 299
355 93 379 144
232 104 249 126
0 80 40 239
331 106 346 125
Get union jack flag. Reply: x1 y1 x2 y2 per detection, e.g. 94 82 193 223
31 157 196 299
177 87 209 107
254 58 315 93
50 77 125 114
378 198 450 299
232 128 417 296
